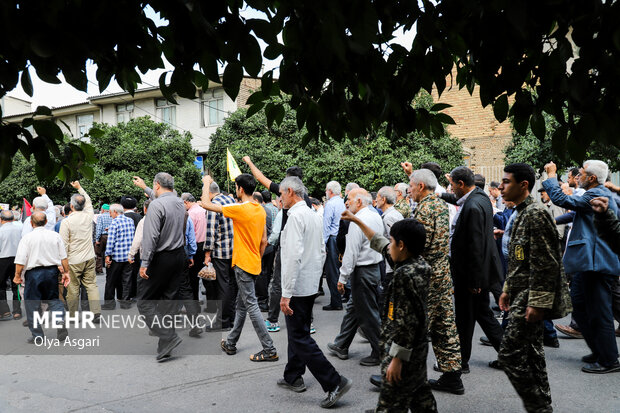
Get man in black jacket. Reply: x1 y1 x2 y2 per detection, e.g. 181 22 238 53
440 166 504 373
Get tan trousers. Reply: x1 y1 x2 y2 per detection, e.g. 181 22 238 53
67 258 101 315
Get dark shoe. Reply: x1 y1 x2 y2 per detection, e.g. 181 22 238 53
189 327 202 338
320 376 352 408
488 360 503 370
250 349 279 362
555 324 583 339
92 314 101 324
582 361 620 374
317 290 325 296
434 362 469 374
581 353 597 363
616 327 620 338
360 356 380 366
22 319 28 327
543 336 560 348
479 336 492 346
277 377 306 393
220 340 237 355
322 305 343 311
57 325 69 341
429 372 465 395
370 374 382 388
101 304 116 311
119 301 133 309
0 313 12 321
327 342 349 360
156 335 182 362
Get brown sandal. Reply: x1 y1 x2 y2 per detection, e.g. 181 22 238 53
250 349 279 362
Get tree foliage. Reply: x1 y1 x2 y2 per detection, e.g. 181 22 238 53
505 112 620 173
0 118 201 207
206 95 464 197
1 0 619 184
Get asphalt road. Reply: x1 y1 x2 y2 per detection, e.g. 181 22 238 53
1 275 619 412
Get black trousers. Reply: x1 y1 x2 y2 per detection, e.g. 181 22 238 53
188 242 205 301
176 260 201 321
129 252 140 299
105 260 132 305
256 245 275 306
0 257 21 315
137 247 185 342
210 257 238 329
284 295 341 392
454 287 504 367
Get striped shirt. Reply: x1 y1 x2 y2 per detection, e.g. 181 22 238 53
205 194 234 259
105 214 135 262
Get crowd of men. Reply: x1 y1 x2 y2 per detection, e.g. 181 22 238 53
0 156 619 412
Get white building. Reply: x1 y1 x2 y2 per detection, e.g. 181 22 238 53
2 78 260 154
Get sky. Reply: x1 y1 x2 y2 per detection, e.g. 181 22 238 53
6 7 416 109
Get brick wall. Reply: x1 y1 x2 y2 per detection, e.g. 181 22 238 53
237 78 261 108
430 68 513 183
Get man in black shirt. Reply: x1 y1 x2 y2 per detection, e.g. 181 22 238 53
121 196 142 300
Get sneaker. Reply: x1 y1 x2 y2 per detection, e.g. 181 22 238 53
360 355 380 366
488 360 503 370
320 376 352 408
327 342 349 360
543 336 560 348
267 322 280 332
369 374 382 388
310 324 316 334
189 327 202 338
582 361 620 374
277 377 306 393
555 324 583 339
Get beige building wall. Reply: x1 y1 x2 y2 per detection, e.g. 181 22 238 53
431 69 513 183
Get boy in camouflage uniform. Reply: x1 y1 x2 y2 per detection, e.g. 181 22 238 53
497 163 571 413
341 210 437 413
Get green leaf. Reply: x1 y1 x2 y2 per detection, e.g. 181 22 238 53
246 102 265 118
33 119 63 141
551 125 568 157
530 111 546 140
34 106 52 116
21 69 33 97
430 103 452 112
240 35 263 77
265 102 276 128
79 165 95 180
493 94 509 123
87 128 105 139
223 61 243 100
264 44 283 60
246 91 265 105
273 104 285 125
261 71 274 96
435 113 456 125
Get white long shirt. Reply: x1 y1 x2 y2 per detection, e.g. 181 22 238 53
14 227 67 271
280 201 326 298
22 194 57 237
339 206 384 284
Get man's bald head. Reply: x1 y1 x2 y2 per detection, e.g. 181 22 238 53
347 188 372 214
0 210 14 222
31 211 47 228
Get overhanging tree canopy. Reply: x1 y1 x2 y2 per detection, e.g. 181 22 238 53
1 0 619 183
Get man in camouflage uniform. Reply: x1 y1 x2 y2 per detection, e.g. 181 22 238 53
408 169 465 394
341 211 437 413
394 183 411 218
497 163 569 413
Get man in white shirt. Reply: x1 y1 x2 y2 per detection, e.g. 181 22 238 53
328 188 384 367
0 210 23 320
277 177 352 408
59 181 101 319
22 186 57 237
13 212 70 343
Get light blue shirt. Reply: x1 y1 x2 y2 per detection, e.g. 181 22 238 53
185 217 197 259
322 195 345 244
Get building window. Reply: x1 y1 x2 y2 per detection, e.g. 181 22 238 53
155 98 176 126
201 89 226 126
77 114 94 139
116 103 134 123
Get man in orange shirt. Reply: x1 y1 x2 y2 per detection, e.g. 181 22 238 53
201 173 278 362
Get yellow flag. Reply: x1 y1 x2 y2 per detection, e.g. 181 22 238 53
226 148 242 181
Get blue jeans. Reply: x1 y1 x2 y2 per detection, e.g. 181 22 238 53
24 266 65 338
571 272 618 366
227 266 275 353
